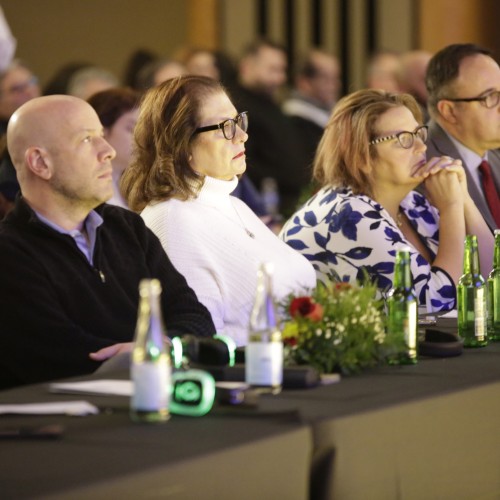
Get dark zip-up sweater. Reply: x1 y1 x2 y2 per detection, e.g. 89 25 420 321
0 197 215 389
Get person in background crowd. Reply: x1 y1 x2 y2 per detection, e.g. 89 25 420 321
281 89 493 311
135 58 186 91
0 59 40 134
121 75 316 346
180 47 238 89
396 50 433 122
0 95 215 389
122 48 158 91
0 59 40 217
365 50 401 93
87 87 140 208
43 62 91 95
67 66 119 100
283 49 342 165
231 39 310 215
426 43 500 230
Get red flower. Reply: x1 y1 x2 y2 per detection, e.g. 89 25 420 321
284 337 298 347
290 297 324 322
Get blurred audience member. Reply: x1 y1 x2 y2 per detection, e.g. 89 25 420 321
426 43 500 230
397 50 432 121
283 49 341 163
366 50 400 93
136 58 186 91
0 60 40 133
181 47 238 88
0 59 40 217
68 66 119 100
87 87 140 208
122 48 158 90
232 39 309 215
184 48 219 80
43 62 90 95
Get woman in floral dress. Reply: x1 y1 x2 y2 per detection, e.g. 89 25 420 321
281 89 492 312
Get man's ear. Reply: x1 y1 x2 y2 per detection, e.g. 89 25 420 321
436 100 458 124
24 147 52 180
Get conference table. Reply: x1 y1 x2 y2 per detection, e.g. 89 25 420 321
2 319 500 499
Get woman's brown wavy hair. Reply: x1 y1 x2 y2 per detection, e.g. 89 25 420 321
121 75 225 212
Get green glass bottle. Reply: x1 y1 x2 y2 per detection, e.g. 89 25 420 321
487 230 500 341
457 235 488 347
387 246 418 364
245 262 283 394
130 279 171 423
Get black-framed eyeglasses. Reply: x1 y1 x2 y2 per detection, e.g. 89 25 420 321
442 90 500 109
193 111 248 140
369 125 428 149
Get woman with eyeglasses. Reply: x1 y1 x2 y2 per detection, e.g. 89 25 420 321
121 75 316 345
280 89 492 311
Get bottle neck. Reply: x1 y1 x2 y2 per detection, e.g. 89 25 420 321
250 268 278 334
493 233 500 270
393 251 412 289
136 290 165 346
463 236 480 276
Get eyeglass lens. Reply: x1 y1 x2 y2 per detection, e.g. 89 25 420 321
398 127 427 148
222 113 248 140
484 92 500 108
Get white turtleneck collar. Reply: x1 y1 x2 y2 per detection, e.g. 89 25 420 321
192 175 239 206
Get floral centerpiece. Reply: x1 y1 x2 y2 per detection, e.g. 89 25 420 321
282 281 399 375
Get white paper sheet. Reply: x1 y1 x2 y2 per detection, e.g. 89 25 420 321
0 401 99 416
50 379 133 397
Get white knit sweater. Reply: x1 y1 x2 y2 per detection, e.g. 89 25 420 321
141 175 316 346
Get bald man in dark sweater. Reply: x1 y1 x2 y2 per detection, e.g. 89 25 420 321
0 95 215 389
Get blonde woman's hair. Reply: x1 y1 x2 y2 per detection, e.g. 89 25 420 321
313 89 422 198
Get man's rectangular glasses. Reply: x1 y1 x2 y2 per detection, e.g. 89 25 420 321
193 111 248 140
443 90 500 109
369 125 428 149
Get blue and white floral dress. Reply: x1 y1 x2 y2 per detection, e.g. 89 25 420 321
280 186 456 312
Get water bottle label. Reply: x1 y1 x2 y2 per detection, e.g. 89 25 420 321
246 342 283 386
132 361 171 411
474 289 485 340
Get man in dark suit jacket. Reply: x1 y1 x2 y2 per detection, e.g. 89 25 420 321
425 43 500 230
231 40 310 216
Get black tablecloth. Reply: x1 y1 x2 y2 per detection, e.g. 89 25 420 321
2 316 500 499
